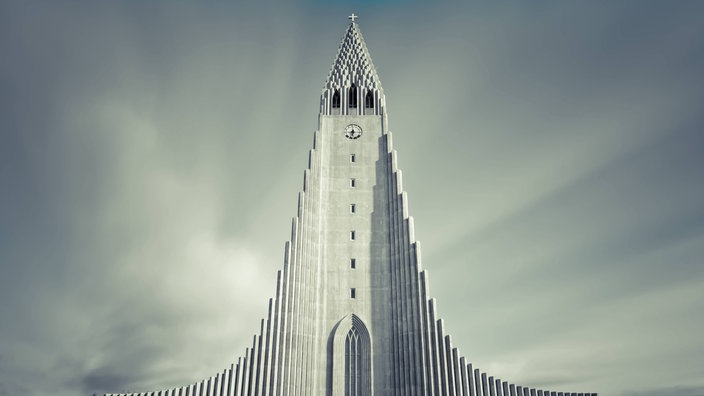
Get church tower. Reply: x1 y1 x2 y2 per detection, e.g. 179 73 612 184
103 16 596 396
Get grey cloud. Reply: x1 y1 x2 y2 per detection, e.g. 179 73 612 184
1 1 704 395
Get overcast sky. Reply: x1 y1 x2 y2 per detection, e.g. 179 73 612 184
1 1 703 395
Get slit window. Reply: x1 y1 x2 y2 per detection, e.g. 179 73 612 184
350 204 356 213
365 91 374 108
332 90 340 108
350 178 356 188
350 154 356 163
350 230 356 240
350 288 356 299
349 84 358 108
350 258 356 269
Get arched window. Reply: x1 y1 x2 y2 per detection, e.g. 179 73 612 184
331 314 371 395
345 326 361 396
348 84 358 108
332 90 341 108
365 91 374 108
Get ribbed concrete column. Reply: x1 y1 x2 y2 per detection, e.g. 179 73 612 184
474 369 482 396
467 364 476 396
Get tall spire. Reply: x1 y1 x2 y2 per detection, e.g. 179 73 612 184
321 17 385 115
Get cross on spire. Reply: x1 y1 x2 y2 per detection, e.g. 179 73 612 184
348 13 358 23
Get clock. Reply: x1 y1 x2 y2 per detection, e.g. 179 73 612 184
344 124 363 139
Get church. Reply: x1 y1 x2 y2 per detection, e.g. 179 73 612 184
103 16 596 396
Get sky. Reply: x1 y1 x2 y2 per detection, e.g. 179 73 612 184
1 1 703 395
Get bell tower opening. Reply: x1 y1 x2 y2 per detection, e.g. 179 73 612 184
348 84 358 108
332 89 341 108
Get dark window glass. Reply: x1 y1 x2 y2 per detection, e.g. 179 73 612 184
332 90 341 108
349 84 358 108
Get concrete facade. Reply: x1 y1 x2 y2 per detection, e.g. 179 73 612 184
102 19 596 396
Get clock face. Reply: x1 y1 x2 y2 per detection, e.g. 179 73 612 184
344 124 363 139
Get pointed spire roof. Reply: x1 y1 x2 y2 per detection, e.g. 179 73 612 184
324 18 384 93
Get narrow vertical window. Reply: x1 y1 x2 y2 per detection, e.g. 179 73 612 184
332 90 341 108
350 230 356 240
350 204 356 213
350 154 356 163
350 258 356 269
349 84 358 108
345 326 360 395
339 320 370 396
350 288 356 299
365 91 374 108
350 178 356 188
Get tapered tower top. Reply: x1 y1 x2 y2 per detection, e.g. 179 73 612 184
321 16 386 115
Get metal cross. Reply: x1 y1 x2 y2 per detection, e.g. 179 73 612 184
348 13 358 23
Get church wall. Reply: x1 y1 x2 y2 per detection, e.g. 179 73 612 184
316 113 393 394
